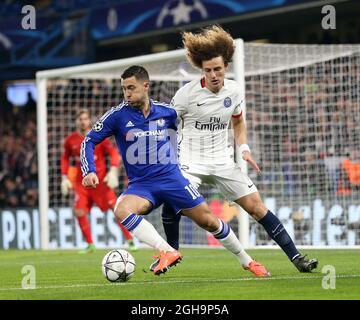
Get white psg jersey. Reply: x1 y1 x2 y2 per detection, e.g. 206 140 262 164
171 78 243 169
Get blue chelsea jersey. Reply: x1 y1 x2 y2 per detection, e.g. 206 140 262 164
80 100 179 183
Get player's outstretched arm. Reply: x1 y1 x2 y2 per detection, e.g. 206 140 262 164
241 149 261 173
232 115 261 173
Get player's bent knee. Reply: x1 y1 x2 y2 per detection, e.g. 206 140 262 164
114 201 134 221
183 203 219 231
203 220 219 232
237 194 267 220
114 206 131 221
249 202 267 220
114 197 148 221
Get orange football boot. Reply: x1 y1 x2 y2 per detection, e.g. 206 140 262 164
153 250 182 275
246 260 271 277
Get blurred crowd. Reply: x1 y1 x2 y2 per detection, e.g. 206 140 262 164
0 92 38 208
247 55 360 199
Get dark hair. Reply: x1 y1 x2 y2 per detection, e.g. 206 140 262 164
121 65 150 81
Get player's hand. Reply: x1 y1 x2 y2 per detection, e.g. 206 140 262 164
61 175 73 195
104 166 119 189
242 151 261 174
82 172 99 188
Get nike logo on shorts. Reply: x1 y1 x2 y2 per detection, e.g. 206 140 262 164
197 102 206 106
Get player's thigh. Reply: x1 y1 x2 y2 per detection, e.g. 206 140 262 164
214 168 267 219
164 171 204 216
182 202 220 232
158 172 205 214
214 166 258 201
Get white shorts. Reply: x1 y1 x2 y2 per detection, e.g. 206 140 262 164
180 163 258 202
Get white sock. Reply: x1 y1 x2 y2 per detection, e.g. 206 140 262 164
122 213 174 252
212 220 253 268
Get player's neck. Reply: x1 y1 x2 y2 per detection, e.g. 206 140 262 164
140 99 151 117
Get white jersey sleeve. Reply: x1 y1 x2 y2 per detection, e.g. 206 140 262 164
170 85 188 118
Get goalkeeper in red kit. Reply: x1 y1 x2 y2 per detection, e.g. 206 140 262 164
60 109 137 253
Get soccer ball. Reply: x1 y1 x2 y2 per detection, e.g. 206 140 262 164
101 249 136 282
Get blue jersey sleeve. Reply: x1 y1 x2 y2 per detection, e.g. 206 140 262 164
80 108 119 177
168 108 178 131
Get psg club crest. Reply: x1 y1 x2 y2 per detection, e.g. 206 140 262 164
93 121 103 132
224 97 232 108
170 98 175 107
156 118 165 127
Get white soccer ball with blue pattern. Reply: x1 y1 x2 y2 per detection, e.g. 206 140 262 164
102 249 136 282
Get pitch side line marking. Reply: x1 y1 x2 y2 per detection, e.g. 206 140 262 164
1 274 360 291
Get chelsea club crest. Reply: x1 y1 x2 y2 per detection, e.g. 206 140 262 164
157 118 165 126
224 97 232 108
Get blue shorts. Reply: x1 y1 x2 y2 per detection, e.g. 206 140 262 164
122 170 205 214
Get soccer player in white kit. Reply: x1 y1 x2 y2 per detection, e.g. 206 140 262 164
151 25 318 273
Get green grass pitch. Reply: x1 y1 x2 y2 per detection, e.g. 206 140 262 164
0 248 359 300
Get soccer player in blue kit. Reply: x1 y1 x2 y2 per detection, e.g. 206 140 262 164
81 65 268 276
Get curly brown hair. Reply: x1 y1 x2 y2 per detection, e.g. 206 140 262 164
182 25 235 69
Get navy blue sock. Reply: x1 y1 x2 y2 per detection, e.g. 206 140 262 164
161 203 181 250
258 210 300 261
